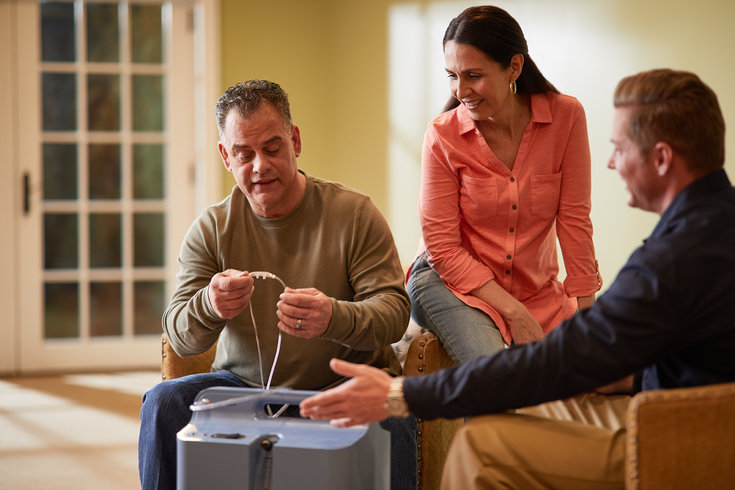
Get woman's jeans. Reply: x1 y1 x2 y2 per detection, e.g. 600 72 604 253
138 370 417 490
406 254 506 364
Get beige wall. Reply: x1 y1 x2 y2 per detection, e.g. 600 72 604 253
219 0 391 209
219 0 735 289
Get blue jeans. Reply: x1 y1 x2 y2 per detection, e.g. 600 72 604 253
138 370 247 490
382 415 418 490
138 370 417 490
407 254 506 364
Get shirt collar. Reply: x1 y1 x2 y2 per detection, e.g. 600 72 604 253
455 92 552 135
650 168 731 240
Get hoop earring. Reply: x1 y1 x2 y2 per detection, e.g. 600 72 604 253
510 80 517 95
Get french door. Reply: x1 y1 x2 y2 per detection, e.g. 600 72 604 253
6 0 220 373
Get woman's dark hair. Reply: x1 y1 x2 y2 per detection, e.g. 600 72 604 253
442 5 558 112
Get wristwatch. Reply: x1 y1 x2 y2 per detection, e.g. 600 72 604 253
384 376 410 418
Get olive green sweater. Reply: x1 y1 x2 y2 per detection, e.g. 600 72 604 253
163 173 409 390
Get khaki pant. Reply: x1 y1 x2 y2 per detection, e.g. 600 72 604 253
441 393 631 489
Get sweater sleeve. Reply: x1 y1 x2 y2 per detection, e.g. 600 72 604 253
324 197 411 350
162 212 226 357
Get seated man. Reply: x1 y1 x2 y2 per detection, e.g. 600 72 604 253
300 68 735 488
138 80 412 489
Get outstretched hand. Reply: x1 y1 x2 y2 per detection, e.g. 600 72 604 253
300 359 393 427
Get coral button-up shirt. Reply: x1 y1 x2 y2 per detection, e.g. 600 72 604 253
419 92 602 344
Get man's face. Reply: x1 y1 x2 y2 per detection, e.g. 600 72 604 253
608 107 661 213
218 103 303 218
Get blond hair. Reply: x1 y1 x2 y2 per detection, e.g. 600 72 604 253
614 69 725 174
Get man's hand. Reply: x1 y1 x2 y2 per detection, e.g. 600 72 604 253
300 359 392 427
277 287 333 339
596 375 634 395
207 270 254 319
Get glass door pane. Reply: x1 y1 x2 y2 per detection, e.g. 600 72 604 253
40 0 168 343
15 0 206 373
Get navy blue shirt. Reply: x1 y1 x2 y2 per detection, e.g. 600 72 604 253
405 169 735 420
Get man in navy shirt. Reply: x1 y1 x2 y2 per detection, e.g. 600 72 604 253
301 69 735 488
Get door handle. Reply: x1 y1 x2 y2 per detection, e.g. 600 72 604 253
23 173 30 215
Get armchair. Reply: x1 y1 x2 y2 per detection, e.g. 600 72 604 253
402 332 461 490
161 333 217 381
625 380 735 489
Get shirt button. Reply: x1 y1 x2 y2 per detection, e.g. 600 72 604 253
506 255 512 260
510 177 515 183
509 228 514 233
512 204 517 210
505 270 510 275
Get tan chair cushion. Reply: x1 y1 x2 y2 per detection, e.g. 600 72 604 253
161 333 217 381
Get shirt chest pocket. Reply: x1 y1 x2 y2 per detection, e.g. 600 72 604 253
459 175 498 217
530 173 562 220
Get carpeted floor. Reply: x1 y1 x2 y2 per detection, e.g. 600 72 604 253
0 370 160 490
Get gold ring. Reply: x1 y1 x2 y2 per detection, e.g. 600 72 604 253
296 318 302 329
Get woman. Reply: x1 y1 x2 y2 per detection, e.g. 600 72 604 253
407 5 602 364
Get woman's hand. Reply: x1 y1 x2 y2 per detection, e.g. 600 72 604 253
577 294 595 310
471 279 544 344
505 306 544 344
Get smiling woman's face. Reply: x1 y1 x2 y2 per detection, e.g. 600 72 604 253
444 40 515 121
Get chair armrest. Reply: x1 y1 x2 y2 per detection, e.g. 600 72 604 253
404 332 462 490
161 333 217 381
625 381 735 489
404 331 454 377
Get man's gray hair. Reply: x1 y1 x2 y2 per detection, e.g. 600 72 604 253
215 80 292 139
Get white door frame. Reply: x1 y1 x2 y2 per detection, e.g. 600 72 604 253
2 0 221 375
0 0 20 374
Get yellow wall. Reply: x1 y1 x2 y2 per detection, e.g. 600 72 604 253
219 0 735 288
219 0 392 210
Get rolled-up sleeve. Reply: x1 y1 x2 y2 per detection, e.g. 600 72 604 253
555 102 602 297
